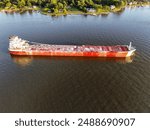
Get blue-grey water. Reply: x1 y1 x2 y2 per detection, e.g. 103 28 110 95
0 7 150 112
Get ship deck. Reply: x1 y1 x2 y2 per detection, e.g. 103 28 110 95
29 44 129 52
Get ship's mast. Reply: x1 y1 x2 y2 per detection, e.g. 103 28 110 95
128 42 132 50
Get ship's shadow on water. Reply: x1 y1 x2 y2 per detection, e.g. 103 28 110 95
10 55 135 66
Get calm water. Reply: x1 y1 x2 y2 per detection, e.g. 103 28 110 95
0 7 150 112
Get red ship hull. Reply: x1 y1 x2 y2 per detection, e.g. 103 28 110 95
9 50 128 57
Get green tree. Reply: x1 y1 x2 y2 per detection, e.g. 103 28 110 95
0 2 5 8
27 0 32 7
6 2 11 8
54 8 58 13
63 8 67 14
17 0 26 8
58 2 63 9
51 0 57 4
12 4 18 9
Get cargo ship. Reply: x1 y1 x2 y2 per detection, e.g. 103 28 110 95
9 36 136 57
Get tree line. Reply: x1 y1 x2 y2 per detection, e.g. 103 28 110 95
0 0 149 13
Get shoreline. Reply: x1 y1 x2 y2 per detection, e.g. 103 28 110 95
0 2 150 16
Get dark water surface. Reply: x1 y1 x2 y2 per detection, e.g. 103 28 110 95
0 7 150 112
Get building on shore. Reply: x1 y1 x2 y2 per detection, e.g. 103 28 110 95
86 8 96 13
110 5 116 10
